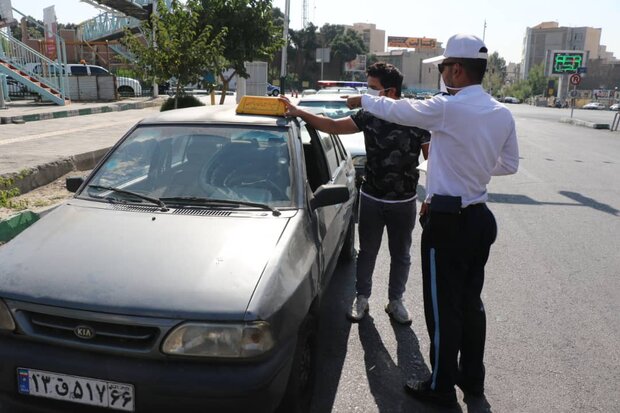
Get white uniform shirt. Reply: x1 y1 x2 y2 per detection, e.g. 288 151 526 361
361 85 519 206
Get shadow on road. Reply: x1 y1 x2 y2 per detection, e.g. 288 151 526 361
311 259 356 413
488 191 619 217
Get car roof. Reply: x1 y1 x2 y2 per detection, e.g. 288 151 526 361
139 104 293 127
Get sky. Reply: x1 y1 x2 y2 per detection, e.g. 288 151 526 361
10 0 620 64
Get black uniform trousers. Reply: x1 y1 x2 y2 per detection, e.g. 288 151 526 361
420 202 497 393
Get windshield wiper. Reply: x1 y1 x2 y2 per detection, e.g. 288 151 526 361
88 185 169 211
160 196 281 216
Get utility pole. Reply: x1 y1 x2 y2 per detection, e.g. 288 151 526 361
483 19 487 42
280 0 290 97
151 0 158 98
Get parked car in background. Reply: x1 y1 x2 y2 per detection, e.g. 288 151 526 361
609 103 620 111
31 63 142 97
316 87 360 95
301 88 317 96
267 83 280 96
0 97 356 413
582 101 606 110
502 96 521 104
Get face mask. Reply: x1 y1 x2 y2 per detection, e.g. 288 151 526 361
366 88 381 96
440 74 466 93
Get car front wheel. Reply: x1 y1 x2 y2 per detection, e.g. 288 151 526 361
118 85 135 97
271 89 280 97
276 314 317 413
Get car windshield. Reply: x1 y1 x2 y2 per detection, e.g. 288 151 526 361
81 125 294 208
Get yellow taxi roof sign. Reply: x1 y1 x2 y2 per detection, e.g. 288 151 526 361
236 96 287 116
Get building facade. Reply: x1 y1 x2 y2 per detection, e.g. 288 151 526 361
375 46 443 92
521 21 603 79
348 23 385 54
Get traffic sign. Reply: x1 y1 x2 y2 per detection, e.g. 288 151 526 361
569 74 581 85
577 67 587 74
569 90 579 98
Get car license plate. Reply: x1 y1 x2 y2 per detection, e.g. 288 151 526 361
17 368 134 411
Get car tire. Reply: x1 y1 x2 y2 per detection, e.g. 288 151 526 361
272 90 280 97
339 214 356 262
118 85 135 97
276 314 318 413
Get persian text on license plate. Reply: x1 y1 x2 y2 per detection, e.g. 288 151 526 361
17 368 134 411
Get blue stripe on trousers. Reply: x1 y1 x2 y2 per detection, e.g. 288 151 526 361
430 247 440 390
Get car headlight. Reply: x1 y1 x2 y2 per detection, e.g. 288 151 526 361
352 156 367 168
161 321 274 358
0 299 16 331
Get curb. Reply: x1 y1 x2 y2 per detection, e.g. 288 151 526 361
0 99 163 125
0 210 39 244
559 117 610 130
0 148 110 196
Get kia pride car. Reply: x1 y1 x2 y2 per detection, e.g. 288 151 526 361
0 97 357 413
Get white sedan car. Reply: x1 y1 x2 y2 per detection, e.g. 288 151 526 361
582 102 606 110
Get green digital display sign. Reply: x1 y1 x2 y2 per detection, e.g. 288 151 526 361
551 52 584 74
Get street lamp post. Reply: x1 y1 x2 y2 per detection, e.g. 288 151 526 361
280 0 290 97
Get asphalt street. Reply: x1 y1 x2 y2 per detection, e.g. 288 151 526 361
1 102 619 412
312 104 620 413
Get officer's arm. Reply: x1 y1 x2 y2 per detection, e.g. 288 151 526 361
491 121 519 175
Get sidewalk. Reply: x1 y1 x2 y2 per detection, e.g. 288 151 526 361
0 96 165 124
0 97 166 242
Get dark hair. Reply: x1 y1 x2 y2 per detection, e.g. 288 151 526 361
366 62 404 97
450 51 488 84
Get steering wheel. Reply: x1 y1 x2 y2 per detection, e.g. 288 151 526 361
223 169 288 200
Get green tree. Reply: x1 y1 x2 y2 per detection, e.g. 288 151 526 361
483 51 507 97
122 0 226 108
289 23 321 88
199 0 283 103
526 63 549 96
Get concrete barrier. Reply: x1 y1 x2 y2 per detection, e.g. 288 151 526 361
559 117 610 130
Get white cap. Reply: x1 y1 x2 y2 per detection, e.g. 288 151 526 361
423 33 488 64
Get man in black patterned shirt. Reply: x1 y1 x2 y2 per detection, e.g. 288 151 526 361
281 63 429 324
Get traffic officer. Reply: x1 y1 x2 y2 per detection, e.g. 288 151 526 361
345 34 519 407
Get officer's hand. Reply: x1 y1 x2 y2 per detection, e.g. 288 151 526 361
346 96 362 109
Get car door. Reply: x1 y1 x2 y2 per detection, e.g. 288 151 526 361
312 128 355 275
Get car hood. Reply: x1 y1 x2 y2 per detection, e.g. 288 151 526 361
341 131 366 157
0 202 291 319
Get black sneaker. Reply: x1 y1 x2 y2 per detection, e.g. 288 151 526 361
404 378 458 407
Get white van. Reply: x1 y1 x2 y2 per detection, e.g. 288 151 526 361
32 63 142 97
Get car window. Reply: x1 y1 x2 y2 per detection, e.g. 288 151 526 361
83 125 293 207
316 130 339 176
70 66 88 75
89 66 109 75
331 134 347 163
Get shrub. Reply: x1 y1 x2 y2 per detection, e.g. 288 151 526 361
160 95 205 112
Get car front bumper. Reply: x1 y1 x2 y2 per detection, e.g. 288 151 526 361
0 333 295 413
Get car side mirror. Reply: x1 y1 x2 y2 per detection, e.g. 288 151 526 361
310 184 350 210
66 176 85 193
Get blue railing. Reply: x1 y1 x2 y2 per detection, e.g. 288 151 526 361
78 13 142 42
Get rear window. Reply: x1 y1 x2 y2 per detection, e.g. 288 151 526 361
69 66 88 75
